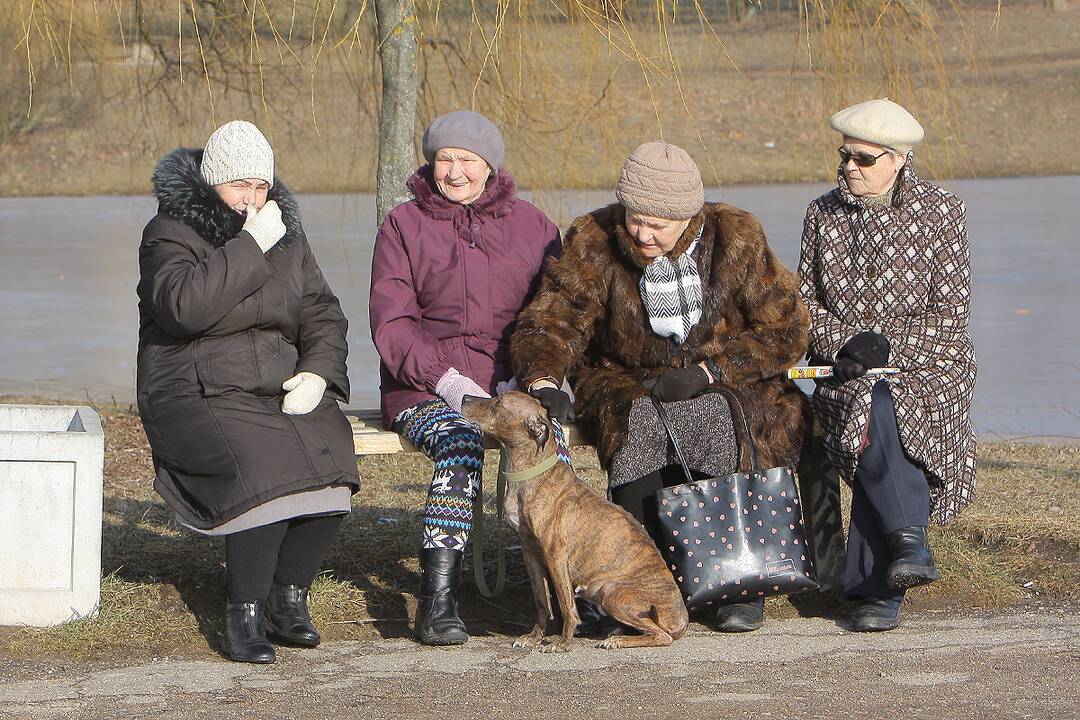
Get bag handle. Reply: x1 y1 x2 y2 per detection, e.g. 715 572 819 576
701 386 759 471
649 386 759 476
650 397 695 485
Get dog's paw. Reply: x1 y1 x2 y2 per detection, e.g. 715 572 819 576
513 632 543 648
597 636 625 650
539 639 572 654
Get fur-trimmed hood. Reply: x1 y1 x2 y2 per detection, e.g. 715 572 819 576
152 147 302 249
405 164 517 223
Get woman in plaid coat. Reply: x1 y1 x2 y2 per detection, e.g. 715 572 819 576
798 99 977 632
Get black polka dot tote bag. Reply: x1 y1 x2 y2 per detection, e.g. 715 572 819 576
651 391 819 611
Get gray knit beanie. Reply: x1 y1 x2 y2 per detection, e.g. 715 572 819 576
615 141 704 220
200 120 275 186
422 111 505 170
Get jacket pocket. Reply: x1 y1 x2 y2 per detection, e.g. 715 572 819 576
193 333 258 397
252 330 299 395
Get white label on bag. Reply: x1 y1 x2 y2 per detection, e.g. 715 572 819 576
767 559 796 577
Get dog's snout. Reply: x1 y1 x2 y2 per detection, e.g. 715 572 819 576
461 394 483 409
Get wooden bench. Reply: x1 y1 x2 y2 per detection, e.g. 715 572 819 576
346 408 846 591
346 409 587 455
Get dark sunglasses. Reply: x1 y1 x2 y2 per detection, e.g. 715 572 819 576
837 147 890 167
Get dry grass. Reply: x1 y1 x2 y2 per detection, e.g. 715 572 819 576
1 398 1077 660
3 4 1079 198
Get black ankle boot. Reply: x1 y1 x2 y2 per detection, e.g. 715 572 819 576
224 601 275 663
715 598 765 633
885 526 940 590
850 596 902 632
265 584 320 647
415 548 469 646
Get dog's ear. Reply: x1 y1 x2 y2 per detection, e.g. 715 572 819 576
524 415 551 450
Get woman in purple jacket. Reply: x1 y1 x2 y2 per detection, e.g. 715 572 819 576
369 111 567 645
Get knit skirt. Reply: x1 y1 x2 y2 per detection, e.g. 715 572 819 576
607 393 739 489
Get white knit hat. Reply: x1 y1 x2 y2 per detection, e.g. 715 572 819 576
829 98 924 154
200 120 275 186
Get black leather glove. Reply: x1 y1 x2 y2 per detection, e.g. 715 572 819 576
831 356 867 382
838 331 891 370
649 366 710 403
529 387 576 423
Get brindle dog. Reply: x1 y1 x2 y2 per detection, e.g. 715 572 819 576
461 391 689 652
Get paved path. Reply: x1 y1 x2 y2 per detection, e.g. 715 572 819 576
1 608 1078 719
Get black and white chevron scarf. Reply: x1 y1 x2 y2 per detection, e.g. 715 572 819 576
639 236 703 345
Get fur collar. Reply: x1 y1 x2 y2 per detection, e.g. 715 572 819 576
613 204 706 270
405 164 517 222
152 147 302 249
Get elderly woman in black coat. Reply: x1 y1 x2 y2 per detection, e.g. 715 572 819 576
137 120 359 663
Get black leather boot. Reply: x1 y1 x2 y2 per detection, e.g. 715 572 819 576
224 601 275 663
415 548 469 646
885 526 940 590
265 584 320 647
851 597 902 632
715 598 765 633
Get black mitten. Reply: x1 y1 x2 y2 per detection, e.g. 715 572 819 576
831 356 867 382
649 366 710 403
529 387 576 423
838 331 891 370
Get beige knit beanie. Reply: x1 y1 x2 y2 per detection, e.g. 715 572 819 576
200 120 275 186
615 141 704 220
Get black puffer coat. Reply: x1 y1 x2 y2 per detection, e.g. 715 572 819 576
136 148 359 529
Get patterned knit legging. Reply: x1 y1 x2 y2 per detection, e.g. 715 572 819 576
394 399 572 551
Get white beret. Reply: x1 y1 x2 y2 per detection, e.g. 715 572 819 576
829 98 924 154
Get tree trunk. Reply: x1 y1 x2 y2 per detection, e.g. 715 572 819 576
374 0 418 227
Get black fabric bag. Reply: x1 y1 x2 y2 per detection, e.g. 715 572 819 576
652 390 818 610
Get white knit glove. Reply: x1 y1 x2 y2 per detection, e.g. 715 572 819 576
434 368 490 414
281 372 327 415
243 200 286 253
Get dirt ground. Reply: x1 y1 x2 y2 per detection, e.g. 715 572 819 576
2 4 1080 195
1 604 1077 720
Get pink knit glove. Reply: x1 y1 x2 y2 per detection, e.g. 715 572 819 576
281 371 327 415
434 368 490 414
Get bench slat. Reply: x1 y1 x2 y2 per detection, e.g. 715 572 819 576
347 411 584 455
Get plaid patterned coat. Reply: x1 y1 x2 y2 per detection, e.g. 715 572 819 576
798 159 977 524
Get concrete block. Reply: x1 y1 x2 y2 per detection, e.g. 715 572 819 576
0 405 104 626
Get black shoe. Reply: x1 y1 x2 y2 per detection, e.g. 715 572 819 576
715 598 765 633
265 584 320 647
224 601 275 663
885 526 940 590
850 597 902 632
415 548 469 646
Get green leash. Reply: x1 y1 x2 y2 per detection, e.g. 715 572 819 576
471 451 560 598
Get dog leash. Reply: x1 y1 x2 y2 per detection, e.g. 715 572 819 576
471 451 560 598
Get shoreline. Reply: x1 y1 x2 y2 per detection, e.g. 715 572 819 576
1 171 1078 201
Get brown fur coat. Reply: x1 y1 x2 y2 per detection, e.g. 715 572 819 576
512 202 810 471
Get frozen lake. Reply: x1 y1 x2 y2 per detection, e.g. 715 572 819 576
0 175 1076 442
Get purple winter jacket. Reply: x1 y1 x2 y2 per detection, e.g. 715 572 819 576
369 166 562 425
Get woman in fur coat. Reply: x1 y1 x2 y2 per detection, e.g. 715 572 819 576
137 121 359 663
369 111 568 646
512 141 809 633
798 99 977 632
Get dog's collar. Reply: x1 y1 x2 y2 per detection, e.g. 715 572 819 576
500 452 559 484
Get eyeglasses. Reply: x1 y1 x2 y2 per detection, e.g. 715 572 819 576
837 147 890 167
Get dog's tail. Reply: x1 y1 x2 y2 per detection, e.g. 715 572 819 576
651 603 690 640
